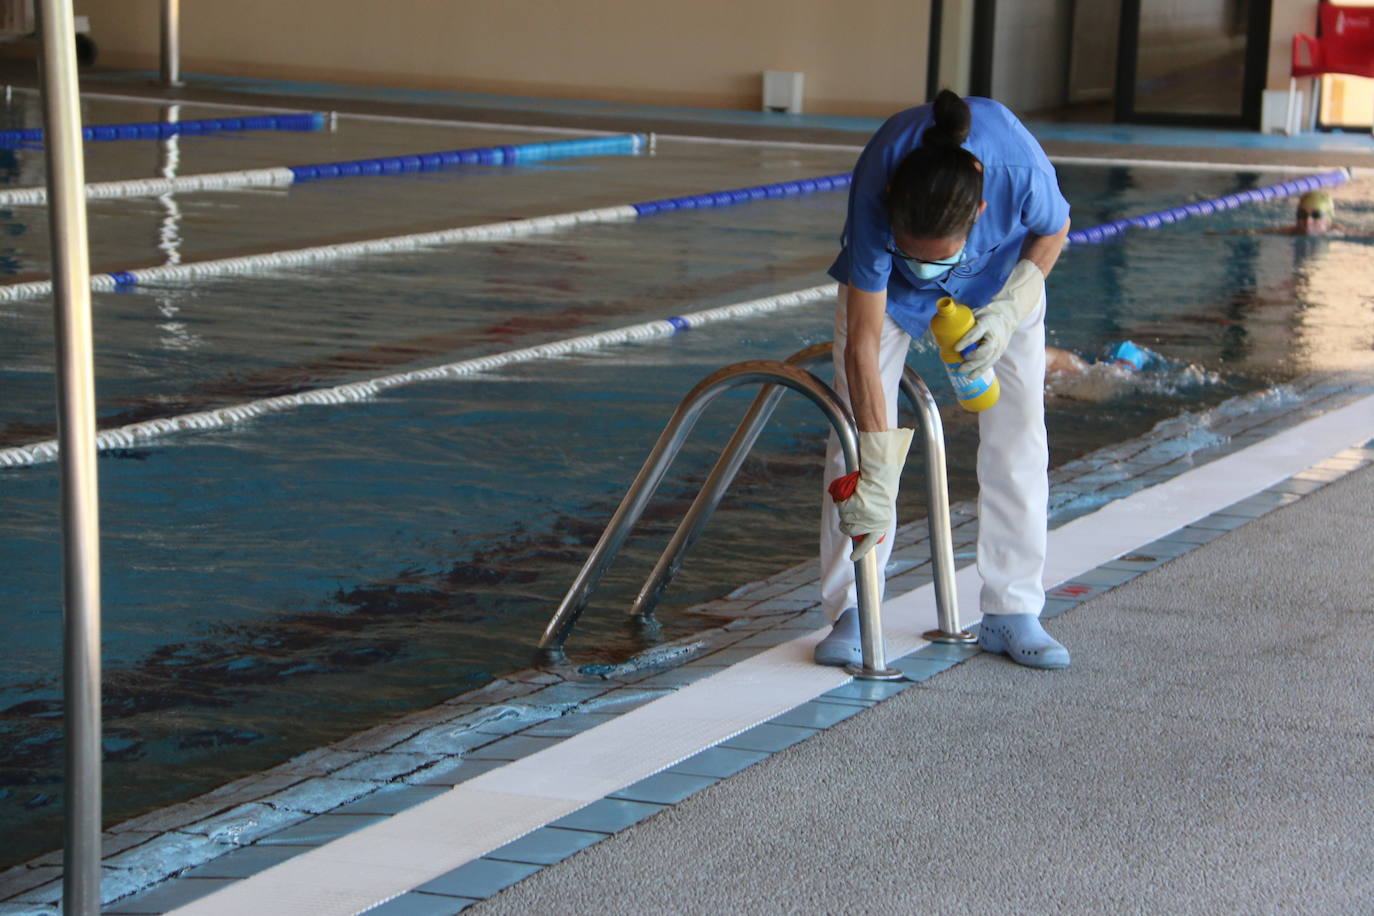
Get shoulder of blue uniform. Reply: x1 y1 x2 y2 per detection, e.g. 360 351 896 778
867 103 934 153
964 96 1014 118
882 102 935 130
969 128 1058 173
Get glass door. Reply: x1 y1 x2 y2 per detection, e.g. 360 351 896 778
1115 0 1271 126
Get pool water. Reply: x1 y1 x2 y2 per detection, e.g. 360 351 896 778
3 93 1373 868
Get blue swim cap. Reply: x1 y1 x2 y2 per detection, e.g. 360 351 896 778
1105 341 1147 371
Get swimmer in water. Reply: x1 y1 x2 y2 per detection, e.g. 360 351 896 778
1288 189 1342 237
1045 346 1087 375
1045 341 1152 377
1216 189 1349 237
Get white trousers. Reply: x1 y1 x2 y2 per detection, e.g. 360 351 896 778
819 285 1049 619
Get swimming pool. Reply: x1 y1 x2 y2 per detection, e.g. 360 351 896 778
2 93 1370 868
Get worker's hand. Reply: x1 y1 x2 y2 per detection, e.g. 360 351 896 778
954 259 1043 378
828 428 914 561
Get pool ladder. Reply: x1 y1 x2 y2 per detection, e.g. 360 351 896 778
536 341 975 680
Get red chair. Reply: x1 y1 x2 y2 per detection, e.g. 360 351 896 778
1287 1 1374 134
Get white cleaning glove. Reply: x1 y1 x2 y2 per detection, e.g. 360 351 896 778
954 259 1043 378
828 427 914 561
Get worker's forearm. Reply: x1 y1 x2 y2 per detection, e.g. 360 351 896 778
1021 217 1071 277
843 285 890 433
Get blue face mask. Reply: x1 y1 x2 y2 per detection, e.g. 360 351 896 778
911 243 966 280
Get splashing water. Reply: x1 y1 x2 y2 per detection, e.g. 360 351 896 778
1045 345 1224 403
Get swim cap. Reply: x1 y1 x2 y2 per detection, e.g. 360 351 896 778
1297 189 1333 217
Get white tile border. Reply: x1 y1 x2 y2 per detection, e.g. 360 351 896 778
169 393 1374 916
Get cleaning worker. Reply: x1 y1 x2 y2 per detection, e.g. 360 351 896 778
816 90 1072 670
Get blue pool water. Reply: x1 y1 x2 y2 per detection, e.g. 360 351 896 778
2 93 1372 867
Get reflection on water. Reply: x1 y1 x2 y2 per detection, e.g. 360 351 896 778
1292 239 1374 374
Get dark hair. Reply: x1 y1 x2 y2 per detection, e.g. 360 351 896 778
885 90 983 239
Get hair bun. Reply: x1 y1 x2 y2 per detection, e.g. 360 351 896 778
923 89 971 149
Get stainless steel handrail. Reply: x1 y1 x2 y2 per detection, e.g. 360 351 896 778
537 358 901 679
626 342 829 622
907 357 972 645
627 341 973 645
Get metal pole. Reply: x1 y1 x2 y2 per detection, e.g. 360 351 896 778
160 0 183 88
850 545 890 678
36 1 102 912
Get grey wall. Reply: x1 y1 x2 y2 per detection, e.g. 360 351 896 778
989 0 1075 115
1068 0 1123 103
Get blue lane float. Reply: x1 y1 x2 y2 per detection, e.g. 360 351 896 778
633 173 851 216
288 134 646 182
0 133 649 205
0 112 327 147
1066 168 1350 245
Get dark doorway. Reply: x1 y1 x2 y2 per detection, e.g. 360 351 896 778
1114 0 1272 126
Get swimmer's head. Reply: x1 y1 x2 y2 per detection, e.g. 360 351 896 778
1295 190 1334 235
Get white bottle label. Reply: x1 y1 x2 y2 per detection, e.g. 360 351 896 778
944 361 993 401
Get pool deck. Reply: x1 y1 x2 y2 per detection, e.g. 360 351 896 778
1 71 1373 915
16 63 1374 169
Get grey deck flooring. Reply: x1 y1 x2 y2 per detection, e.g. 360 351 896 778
472 463 1374 915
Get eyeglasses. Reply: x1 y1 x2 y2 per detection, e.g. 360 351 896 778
1296 209 1330 220
885 244 964 268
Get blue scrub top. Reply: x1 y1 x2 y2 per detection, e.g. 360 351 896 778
827 97 1070 338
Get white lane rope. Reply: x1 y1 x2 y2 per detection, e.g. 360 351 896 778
0 167 296 206
0 161 841 304
0 283 837 468
0 203 642 304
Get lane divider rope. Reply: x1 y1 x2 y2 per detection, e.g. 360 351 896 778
0 171 852 303
0 112 326 146
287 134 644 182
1065 168 1349 245
0 134 647 207
0 167 298 206
0 284 837 468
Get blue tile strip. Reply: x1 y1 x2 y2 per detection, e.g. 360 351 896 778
483 827 607 866
665 746 770 779
609 772 721 805
361 891 479 915
414 859 542 900
548 798 667 834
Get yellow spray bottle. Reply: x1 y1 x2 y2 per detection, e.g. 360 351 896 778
929 296 1000 412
